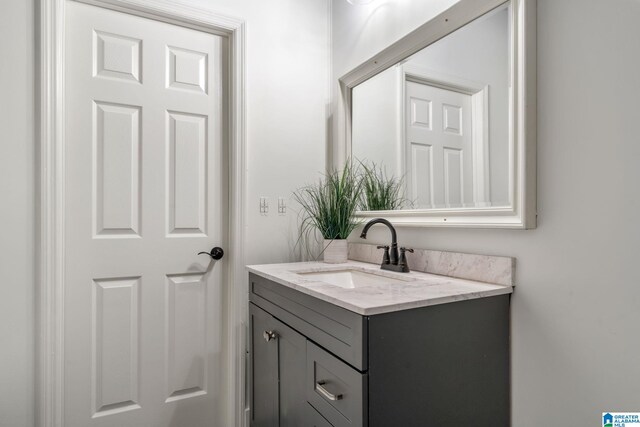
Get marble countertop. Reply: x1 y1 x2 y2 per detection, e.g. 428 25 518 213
247 260 513 315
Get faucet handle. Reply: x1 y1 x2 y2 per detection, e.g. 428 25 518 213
398 248 414 272
376 245 391 265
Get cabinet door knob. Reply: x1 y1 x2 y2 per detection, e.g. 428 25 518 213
263 330 278 342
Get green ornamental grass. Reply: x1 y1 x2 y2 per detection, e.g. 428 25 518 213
359 161 408 211
293 161 363 241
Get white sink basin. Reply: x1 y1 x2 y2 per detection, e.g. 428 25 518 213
297 269 407 288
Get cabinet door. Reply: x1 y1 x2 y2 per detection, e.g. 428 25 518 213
250 304 279 427
250 303 307 427
276 318 307 427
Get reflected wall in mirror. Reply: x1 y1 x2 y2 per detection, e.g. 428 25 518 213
352 4 511 210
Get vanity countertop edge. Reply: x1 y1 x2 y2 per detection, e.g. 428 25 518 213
247 260 513 316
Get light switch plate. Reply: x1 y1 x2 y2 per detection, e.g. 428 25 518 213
260 197 269 214
277 197 286 215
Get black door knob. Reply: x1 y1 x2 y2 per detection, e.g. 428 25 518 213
198 247 224 260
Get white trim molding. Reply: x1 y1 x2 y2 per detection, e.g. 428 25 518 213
337 0 537 229
37 1 247 426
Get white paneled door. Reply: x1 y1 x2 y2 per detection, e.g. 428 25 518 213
405 80 473 209
64 2 227 426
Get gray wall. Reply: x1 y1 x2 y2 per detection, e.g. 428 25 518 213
351 65 399 172
0 1 35 426
334 0 640 425
181 0 331 266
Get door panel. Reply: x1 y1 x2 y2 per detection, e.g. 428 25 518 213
92 277 141 415
93 101 141 237
166 111 208 236
165 273 207 401
64 2 227 426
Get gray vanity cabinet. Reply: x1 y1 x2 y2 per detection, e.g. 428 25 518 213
306 403 335 427
249 273 510 427
250 304 307 427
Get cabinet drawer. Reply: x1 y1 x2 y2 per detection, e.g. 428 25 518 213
306 403 335 427
249 273 367 370
307 341 367 427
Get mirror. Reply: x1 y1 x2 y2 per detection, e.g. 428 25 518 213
353 4 510 210
339 0 536 228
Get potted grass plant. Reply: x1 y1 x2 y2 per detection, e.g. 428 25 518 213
293 162 363 263
359 161 409 211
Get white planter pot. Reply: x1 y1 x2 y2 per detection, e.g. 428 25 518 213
322 239 348 264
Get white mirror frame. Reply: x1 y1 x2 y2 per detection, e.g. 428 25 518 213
336 0 536 229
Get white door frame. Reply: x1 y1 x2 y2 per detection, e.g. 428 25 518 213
397 64 491 207
37 1 247 426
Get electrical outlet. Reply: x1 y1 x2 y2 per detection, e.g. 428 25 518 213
277 197 286 215
259 197 269 214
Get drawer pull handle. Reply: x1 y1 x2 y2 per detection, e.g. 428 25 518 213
315 381 343 401
263 330 278 342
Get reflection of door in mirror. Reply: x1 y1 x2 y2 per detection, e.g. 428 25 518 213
406 80 473 209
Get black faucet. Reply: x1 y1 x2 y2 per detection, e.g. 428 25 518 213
360 218 413 273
